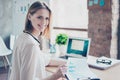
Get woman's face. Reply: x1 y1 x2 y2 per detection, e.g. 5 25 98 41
28 9 50 33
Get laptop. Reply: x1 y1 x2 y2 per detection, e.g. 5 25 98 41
59 37 91 59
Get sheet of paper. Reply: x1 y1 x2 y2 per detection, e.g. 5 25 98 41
66 58 97 80
87 56 120 69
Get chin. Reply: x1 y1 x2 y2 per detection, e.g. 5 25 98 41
38 29 42 32
41 29 45 32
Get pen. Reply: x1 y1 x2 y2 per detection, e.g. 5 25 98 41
64 74 69 80
90 78 100 80
87 77 100 80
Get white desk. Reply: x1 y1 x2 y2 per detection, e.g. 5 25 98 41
91 64 120 80
46 56 120 80
46 64 120 80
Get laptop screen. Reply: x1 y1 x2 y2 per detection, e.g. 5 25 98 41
67 37 91 57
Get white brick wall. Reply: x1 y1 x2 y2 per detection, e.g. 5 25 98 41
110 0 119 59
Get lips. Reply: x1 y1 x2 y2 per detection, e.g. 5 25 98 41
38 24 44 31
38 24 42 28
38 24 40 27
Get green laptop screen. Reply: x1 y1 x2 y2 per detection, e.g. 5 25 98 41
67 38 90 57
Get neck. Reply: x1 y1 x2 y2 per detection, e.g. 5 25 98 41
32 31 40 39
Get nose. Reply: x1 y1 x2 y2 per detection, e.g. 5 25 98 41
41 19 46 26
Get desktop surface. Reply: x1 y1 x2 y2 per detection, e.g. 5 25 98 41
46 56 120 80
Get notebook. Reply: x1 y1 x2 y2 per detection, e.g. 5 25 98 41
59 37 91 59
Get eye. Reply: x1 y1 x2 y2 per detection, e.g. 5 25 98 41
46 17 49 21
37 16 43 19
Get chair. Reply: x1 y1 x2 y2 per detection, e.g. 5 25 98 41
8 34 17 78
0 36 12 69
10 34 16 50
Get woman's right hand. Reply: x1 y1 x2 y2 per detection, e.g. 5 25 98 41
54 65 67 79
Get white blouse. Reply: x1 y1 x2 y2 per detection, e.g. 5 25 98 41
9 33 51 80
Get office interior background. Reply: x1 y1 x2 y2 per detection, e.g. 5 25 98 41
0 0 120 67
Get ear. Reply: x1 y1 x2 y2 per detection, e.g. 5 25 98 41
28 13 31 20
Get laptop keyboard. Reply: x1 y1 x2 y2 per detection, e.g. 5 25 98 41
59 55 75 59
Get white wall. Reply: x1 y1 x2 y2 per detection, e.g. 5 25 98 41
51 29 88 44
49 0 88 44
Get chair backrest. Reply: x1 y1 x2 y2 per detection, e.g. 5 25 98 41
0 36 9 52
10 35 16 50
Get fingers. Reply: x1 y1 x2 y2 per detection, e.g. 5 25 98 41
59 64 67 68
59 65 67 75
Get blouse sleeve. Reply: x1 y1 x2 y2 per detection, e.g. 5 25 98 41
40 36 51 66
20 44 39 80
38 46 51 66
42 53 51 66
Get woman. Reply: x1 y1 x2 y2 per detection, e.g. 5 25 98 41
9 1 66 80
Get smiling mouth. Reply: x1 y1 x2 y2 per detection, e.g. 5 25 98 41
38 24 40 27
38 24 44 31
38 24 42 28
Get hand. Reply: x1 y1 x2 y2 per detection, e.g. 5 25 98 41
54 65 67 79
59 65 67 75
